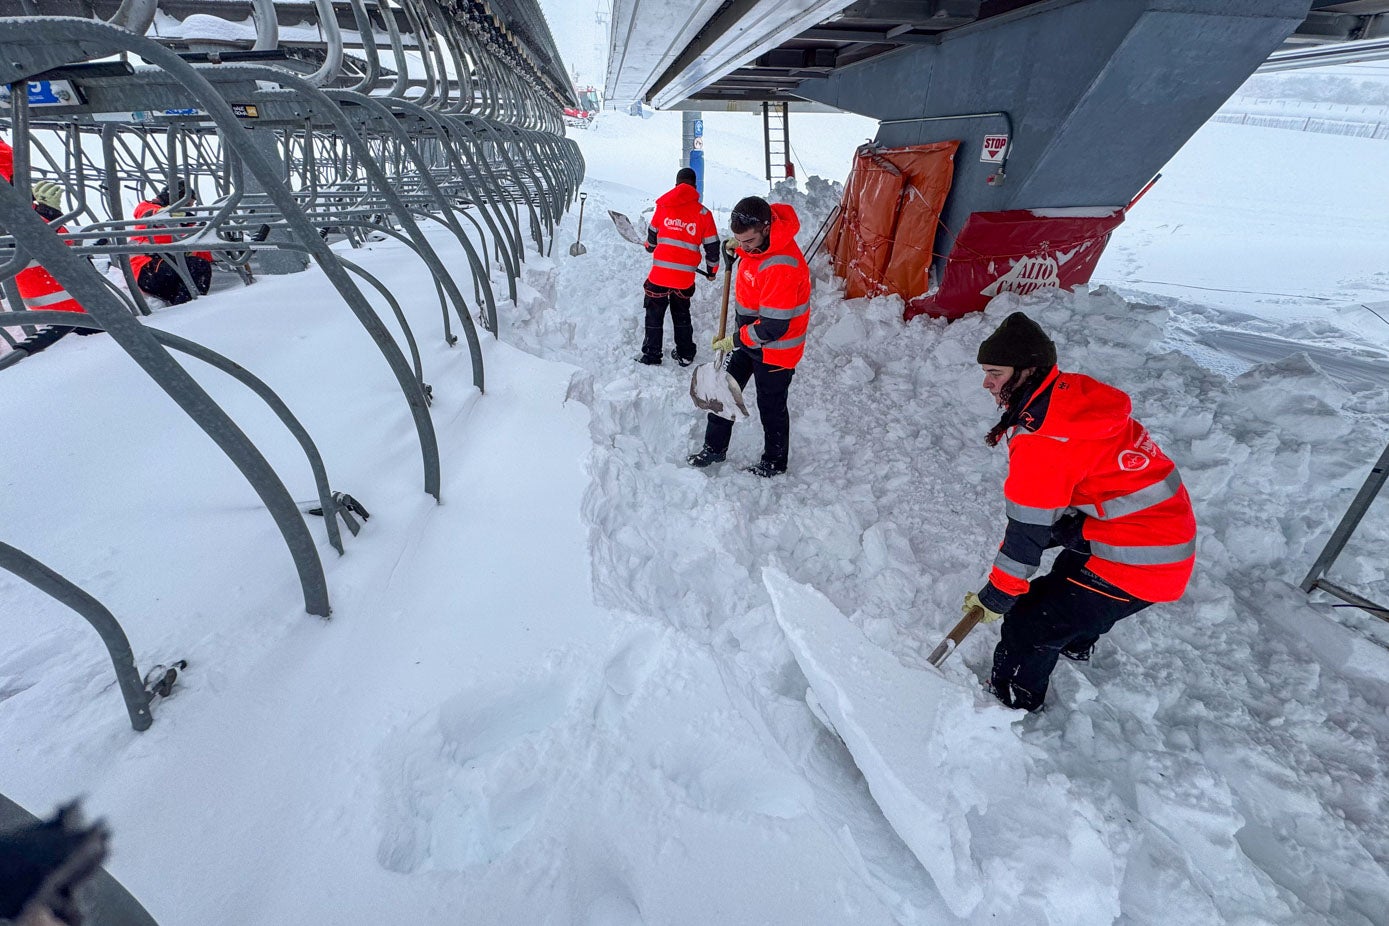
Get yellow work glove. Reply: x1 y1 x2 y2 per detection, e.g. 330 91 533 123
711 335 735 353
963 591 1004 624
31 180 64 211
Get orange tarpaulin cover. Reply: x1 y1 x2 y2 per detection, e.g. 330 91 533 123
826 141 959 302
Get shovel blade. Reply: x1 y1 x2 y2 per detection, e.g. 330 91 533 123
690 361 749 421
608 210 645 246
568 242 587 256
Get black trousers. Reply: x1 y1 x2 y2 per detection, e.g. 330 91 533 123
702 348 795 467
137 255 212 305
640 281 696 362
991 550 1151 711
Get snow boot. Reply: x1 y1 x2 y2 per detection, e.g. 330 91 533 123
1061 634 1098 662
745 459 786 478
1060 643 1094 662
634 353 662 366
687 446 726 468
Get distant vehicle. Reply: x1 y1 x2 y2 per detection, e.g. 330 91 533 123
564 85 602 127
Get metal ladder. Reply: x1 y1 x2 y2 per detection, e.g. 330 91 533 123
762 101 791 189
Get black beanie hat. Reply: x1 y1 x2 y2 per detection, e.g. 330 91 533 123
676 167 697 186
977 312 1057 369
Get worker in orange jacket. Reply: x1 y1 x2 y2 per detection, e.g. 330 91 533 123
7 179 100 359
638 167 720 366
131 182 213 305
687 195 811 477
966 312 1196 711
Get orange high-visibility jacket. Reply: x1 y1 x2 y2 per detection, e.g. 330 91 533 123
986 368 1196 606
645 184 719 289
131 198 214 278
733 203 811 369
16 217 83 314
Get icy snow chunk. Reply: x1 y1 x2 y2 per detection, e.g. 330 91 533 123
1230 354 1353 441
839 356 877 386
859 522 891 576
765 570 1123 923
820 313 869 352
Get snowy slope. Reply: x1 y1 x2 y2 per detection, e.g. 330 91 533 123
3 81 1389 926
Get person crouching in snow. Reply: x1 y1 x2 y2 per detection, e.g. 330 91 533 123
687 195 811 478
965 311 1196 712
638 167 720 366
131 182 213 306
8 179 102 359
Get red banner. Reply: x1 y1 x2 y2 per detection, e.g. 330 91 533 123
906 208 1125 321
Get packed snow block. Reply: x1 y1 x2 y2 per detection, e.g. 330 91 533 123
764 569 1123 923
909 208 1125 322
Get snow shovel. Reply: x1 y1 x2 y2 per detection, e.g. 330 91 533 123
689 261 749 421
608 209 646 246
569 192 588 256
925 604 985 668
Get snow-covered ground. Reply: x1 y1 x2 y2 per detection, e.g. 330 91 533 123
4 54 1389 926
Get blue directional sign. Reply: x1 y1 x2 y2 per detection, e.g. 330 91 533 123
0 80 82 108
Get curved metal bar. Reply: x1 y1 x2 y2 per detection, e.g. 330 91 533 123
180 72 445 486
0 311 345 555
330 89 498 333
378 0 411 99
250 0 279 51
440 110 526 271
435 10 473 116
105 0 157 35
0 20 461 611
337 257 426 390
346 0 381 94
307 0 345 88
215 63 482 399
399 0 438 107
0 540 153 731
0 186 331 624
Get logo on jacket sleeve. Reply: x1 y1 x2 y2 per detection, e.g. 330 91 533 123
1118 450 1150 471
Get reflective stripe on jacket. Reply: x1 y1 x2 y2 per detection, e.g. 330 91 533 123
16 221 83 314
131 199 214 278
986 368 1196 606
646 184 719 288
733 203 811 369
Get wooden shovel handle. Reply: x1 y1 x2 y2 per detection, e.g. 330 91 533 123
716 256 734 340
926 605 985 668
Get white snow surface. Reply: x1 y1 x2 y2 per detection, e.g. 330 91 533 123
4 101 1389 925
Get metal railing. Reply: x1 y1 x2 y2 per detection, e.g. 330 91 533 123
0 0 583 730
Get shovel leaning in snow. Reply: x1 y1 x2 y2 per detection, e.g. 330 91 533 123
689 260 749 421
608 209 645 246
925 604 985 668
569 192 588 256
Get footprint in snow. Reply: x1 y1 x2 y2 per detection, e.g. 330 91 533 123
656 737 813 820
375 674 574 874
594 628 664 727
